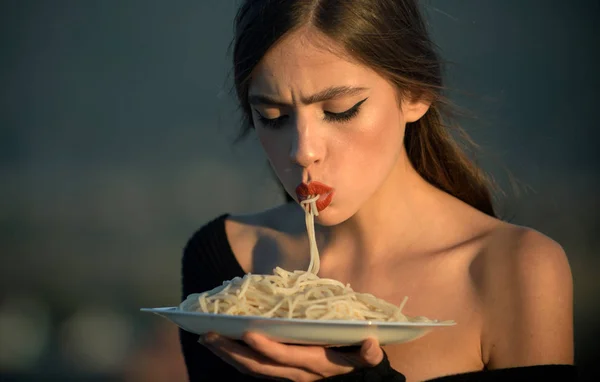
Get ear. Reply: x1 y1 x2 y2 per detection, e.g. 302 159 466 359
402 98 431 123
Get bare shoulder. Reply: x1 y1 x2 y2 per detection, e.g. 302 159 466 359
472 222 574 368
226 202 303 241
224 203 304 273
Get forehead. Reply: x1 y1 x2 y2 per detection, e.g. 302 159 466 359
249 28 380 98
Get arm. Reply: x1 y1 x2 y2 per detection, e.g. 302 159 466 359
480 228 574 369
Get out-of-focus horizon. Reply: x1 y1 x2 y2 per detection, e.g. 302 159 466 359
1 0 598 380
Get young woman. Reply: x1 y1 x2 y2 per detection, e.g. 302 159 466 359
179 1 576 381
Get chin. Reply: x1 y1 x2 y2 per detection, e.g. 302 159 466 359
313 206 352 227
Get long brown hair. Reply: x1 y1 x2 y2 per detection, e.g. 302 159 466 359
232 0 496 217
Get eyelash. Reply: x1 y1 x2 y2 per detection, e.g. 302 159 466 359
255 98 368 129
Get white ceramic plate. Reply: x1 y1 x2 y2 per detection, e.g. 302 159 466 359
141 307 455 346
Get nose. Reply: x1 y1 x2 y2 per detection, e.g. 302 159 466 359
289 116 322 168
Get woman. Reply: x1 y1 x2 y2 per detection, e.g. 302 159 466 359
180 0 576 381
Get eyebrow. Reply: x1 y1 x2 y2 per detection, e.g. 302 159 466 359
248 86 368 107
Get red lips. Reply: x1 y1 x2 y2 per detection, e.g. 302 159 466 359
295 181 335 212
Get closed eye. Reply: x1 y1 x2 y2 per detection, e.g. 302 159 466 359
254 97 368 129
255 113 288 129
324 97 368 123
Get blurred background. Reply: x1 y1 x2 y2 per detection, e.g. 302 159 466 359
1 0 598 381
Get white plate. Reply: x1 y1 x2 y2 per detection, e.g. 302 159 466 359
141 307 455 346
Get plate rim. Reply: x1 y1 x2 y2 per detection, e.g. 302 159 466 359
140 307 456 327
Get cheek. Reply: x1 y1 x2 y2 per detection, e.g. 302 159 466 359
328 104 405 208
336 106 404 168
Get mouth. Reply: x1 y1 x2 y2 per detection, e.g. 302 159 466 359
295 181 335 212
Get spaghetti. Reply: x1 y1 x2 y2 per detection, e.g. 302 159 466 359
180 195 435 322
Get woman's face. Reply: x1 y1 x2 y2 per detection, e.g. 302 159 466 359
248 29 427 225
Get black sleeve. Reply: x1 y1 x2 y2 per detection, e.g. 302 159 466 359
179 216 263 382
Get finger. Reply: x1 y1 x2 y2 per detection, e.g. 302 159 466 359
358 337 384 366
203 333 276 368
242 332 323 367
243 332 355 376
204 334 319 381
320 338 383 371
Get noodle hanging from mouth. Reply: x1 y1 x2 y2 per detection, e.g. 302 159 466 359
180 195 435 322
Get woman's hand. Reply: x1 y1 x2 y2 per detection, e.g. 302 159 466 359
200 332 384 381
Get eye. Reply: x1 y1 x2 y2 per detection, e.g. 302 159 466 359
254 111 288 129
324 97 368 123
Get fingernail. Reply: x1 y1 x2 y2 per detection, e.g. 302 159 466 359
244 335 256 347
204 333 218 343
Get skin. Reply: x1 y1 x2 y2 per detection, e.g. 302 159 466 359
200 27 574 382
